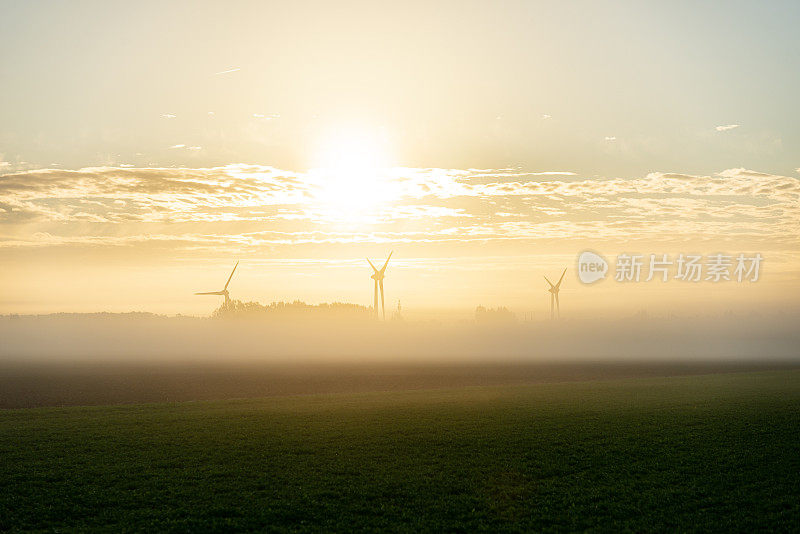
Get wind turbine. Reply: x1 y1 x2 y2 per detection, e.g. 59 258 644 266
544 268 566 319
366 251 393 320
196 261 239 307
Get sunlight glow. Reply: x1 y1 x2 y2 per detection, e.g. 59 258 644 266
310 127 395 219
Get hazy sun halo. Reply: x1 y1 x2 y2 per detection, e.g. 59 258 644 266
311 127 394 218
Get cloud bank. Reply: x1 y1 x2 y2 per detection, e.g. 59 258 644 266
1 165 798 253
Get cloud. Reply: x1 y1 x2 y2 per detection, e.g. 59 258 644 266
605 136 616 141
161 114 176 119
1 165 797 253
168 144 202 151
0 165 312 223
541 114 551 119
253 113 280 120
214 67 241 75
715 124 739 132
716 168 775 178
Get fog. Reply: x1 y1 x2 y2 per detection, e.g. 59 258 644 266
1 310 797 408
1 311 797 364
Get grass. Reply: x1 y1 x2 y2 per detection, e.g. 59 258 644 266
1 370 799 532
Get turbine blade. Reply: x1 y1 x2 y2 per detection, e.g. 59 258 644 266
555 268 567 289
544 275 554 288
555 292 560 315
196 291 224 295
379 251 393 274
367 258 378 273
223 261 239 290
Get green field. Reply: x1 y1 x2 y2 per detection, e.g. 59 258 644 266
2 370 799 532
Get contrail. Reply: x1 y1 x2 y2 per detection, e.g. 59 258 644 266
214 67 241 76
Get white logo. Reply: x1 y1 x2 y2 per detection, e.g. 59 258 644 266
578 251 608 284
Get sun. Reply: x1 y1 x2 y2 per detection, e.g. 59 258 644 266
310 127 395 217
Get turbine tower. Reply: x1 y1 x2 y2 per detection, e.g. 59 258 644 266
366 251 393 320
544 268 566 319
196 261 239 307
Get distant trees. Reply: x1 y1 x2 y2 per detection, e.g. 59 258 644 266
212 300 519 325
475 305 516 325
212 300 373 321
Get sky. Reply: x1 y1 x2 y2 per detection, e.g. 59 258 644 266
0 0 798 316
